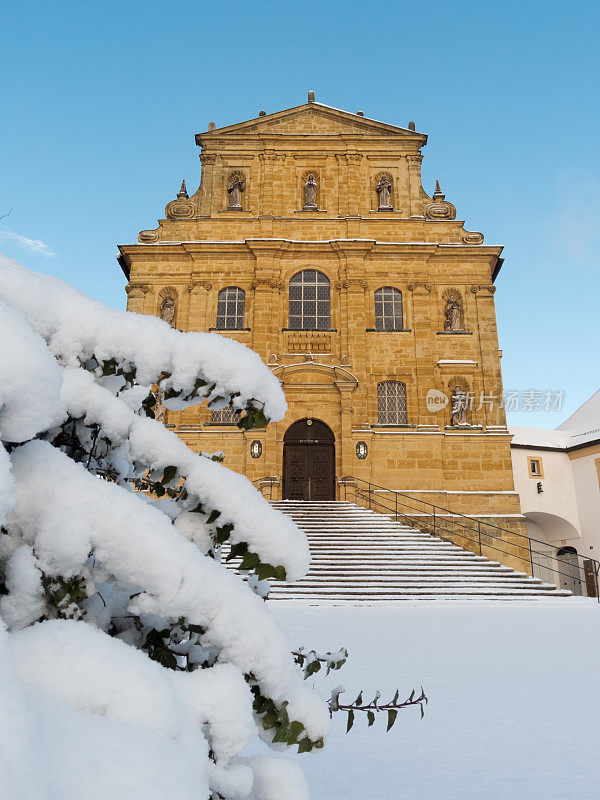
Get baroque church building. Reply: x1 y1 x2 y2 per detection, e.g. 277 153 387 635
118 94 522 531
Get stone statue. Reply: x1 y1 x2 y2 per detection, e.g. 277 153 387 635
160 293 176 327
154 388 167 425
377 174 392 210
444 295 462 331
227 174 245 209
303 174 317 210
450 385 468 426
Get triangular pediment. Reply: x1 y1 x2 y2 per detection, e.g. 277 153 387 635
196 103 426 141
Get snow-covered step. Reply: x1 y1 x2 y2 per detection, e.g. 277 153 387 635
248 501 574 603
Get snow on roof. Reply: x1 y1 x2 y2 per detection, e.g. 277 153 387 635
510 388 600 450
557 388 600 436
509 426 570 449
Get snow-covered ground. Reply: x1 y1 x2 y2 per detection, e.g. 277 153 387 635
275 601 600 800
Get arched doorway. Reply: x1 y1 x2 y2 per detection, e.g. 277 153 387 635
283 419 335 501
556 546 583 596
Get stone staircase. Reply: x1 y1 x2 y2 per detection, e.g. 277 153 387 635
253 501 572 603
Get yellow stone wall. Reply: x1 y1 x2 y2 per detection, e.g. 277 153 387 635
118 100 525 535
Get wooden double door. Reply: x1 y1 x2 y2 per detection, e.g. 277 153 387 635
283 419 335 501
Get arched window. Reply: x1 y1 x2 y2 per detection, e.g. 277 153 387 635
289 270 330 330
216 287 245 330
374 287 403 331
377 381 407 425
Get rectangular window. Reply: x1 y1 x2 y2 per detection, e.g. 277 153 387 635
216 287 245 330
528 457 544 478
374 287 403 331
377 381 407 425
210 408 241 424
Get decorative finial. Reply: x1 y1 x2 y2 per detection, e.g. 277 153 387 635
308 90 315 103
356 110 364 116
208 121 216 131
408 121 416 131
433 180 445 201
177 179 188 199
259 110 266 116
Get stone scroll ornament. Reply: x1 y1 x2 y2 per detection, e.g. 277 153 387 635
376 174 393 210
424 180 456 220
227 173 246 209
444 295 462 331
303 174 318 210
165 180 196 220
138 229 159 243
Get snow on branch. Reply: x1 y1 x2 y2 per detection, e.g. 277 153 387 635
0 255 286 423
6 440 329 743
51 368 309 581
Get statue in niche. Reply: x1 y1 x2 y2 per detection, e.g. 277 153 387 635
154 390 167 425
227 173 245 209
303 173 318 210
444 295 462 331
450 385 469 426
376 174 392 210
160 292 176 327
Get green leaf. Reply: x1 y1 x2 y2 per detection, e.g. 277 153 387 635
261 711 278 731
160 465 178 485
297 737 312 753
215 524 233 544
346 710 354 733
386 709 398 732
206 509 221 524
225 542 248 562
355 691 363 706
271 725 291 743
392 689 399 705
141 391 156 418
306 660 321 677
287 720 305 744
237 407 269 431
274 565 287 581
420 704 425 720
239 552 260 571
101 358 117 376
367 711 375 727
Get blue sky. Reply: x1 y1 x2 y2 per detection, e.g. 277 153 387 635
1 0 598 427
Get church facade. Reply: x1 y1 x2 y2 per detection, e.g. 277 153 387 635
117 95 523 529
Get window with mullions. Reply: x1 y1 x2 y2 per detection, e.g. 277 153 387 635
288 270 330 330
374 287 403 331
216 287 245 330
210 407 241 423
377 381 407 424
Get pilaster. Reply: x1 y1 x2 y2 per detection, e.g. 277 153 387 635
408 282 438 427
186 280 212 331
199 153 217 217
471 284 506 428
406 153 424 217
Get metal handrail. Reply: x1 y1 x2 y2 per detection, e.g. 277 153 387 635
251 475 279 500
341 475 600 601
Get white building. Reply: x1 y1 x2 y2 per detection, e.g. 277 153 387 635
510 389 600 594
